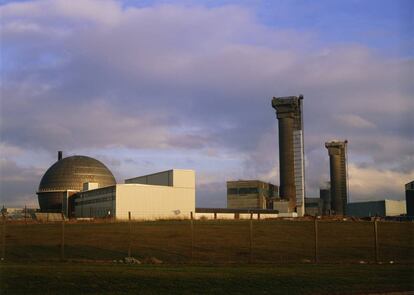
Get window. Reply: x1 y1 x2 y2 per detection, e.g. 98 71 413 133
227 188 238 195
238 187 258 195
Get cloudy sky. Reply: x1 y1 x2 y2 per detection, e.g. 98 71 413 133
1 0 413 208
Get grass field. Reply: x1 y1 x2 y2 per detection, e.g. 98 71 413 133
1 219 413 264
1 262 413 294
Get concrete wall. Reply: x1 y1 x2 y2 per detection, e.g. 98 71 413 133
115 183 195 220
227 195 265 209
273 200 289 213
194 212 278 220
172 169 195 188
385 200 406 216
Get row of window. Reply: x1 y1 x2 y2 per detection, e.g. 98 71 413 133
76 195 115 205
227 187 259 195
228 188 278 196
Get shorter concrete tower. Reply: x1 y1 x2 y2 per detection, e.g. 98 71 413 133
325 140 348 215
319 182 331 215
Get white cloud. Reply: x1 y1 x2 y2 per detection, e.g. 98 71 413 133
0 0 123 25
349 164 413 201
335 114 376 129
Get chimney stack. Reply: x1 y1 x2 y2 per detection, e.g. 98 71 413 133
271 95 305 215
325 140 348 215
58 151 63 161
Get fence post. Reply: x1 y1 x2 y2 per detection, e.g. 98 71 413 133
249 213 253 263
374 219 379 263
24 205 27 226
314 217 318 263
128 211 132 257
61 213 65 261
1 212 6 261
190 211 194 263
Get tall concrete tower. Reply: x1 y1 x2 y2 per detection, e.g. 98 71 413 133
325 140 348 215
271 95 305 215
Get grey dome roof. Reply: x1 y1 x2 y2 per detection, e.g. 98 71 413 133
38 155 116 192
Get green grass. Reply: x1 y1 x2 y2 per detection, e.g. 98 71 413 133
1 220 413 264
1 262 413 294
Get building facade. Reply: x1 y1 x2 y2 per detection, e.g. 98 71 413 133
74 169 195 220
347 200 406 217
271 95 305 215
227 180 278 209
304 198 323 216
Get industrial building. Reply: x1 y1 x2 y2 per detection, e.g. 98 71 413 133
325 140 348 215
347 200 406 217
406 181 414 216
37 152 116 212
226 180 278 209
75 169 195 220
37 152 195 220
304 198 323 216
319 183 331 215
271 95 306 216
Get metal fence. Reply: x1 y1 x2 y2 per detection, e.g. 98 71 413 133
1 212 413 264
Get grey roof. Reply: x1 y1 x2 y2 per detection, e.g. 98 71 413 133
38 155 116 192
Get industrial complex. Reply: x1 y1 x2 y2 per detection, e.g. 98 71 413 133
37 153 195 220
19 94 409 220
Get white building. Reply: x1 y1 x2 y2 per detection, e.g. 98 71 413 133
74 169 195 220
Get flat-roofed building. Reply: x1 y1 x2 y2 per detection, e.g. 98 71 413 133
227 180 278 209
347 200 406 217
74 169 195 220
305 197 323 216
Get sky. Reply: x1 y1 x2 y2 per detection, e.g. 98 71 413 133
0 0 413 208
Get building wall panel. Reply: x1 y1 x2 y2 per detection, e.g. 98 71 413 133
115 184 195 220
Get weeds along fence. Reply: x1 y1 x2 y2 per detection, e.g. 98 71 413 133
1 212 413 264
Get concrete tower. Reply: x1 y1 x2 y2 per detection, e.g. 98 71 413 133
319 182 331 215
325 140 348 215
271 95 305 215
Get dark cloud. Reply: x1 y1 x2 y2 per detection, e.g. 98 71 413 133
0 158 42 207
1 0 413 207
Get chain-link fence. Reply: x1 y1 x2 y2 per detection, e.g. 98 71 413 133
1 213 413 264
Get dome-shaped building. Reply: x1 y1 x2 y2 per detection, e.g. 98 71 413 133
37 152 116 212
